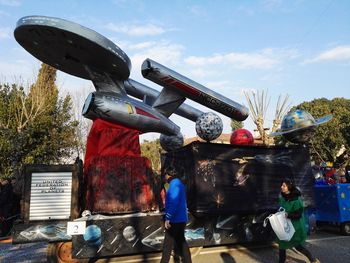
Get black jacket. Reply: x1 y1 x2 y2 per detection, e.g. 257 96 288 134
281 189 303 220
0 183 14 218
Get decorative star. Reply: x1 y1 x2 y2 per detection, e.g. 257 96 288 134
214 193 224 208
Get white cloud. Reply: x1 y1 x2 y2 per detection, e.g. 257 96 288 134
105 22 166 36
188 5 207 17
185 52 277 69
0 27 10 39
262 0 283 11
184 47 299 70
0 60 39 83
125 41 157 50
237 6 255 16
0 0 21 6
128 41 185 70
228 53 278 69
261 0 303 13
204 80 243 98
111 0 128 5
186 68 220 79
0 10 10 17
305 45 350 64
108 40 156 52
261 47 299 60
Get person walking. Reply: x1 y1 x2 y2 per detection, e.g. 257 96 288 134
277 178 320 263
160 166 192 263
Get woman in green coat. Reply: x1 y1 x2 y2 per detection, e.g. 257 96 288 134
277 179 320 263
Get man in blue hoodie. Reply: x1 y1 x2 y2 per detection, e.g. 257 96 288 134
160 166 192 263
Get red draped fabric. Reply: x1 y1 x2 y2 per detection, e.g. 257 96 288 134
84 119 141 170
84 119 158 213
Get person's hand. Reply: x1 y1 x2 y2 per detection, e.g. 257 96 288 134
164 220 171 229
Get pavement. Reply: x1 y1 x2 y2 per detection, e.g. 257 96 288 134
1 227 349 262
0 239 47 263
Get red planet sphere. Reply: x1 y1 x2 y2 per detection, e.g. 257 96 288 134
230 128 254 145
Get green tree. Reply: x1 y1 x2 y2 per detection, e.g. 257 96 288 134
0 63 78 180
0 83 26 178
140 139 162 172
294 98 350 166
230 119 243 131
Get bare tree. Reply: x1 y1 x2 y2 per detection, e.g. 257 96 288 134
6 66 57 133
244 89 270 144
244 90 290 145
68 86 93 160
271 94 291 133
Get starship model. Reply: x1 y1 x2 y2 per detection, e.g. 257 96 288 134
14 15 248 136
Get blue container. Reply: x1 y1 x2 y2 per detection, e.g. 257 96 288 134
314 184 350 224
304 208 317 235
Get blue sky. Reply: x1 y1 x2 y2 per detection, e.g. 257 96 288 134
0 0 349 141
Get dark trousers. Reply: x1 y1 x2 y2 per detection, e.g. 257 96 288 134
279 244 316 263
160 222 192 263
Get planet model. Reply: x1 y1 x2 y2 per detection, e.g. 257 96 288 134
195 112 223 142
123 225 136 242
83 224 102 247
160 133 184 152
230 128 254 145
270 109 332 143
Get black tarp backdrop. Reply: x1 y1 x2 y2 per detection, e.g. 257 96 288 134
12 142 318 258
162 142 315 216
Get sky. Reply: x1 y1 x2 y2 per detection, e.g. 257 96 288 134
0 0 349 142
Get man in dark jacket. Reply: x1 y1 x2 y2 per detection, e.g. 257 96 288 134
160 166 192 263
0 178 14 237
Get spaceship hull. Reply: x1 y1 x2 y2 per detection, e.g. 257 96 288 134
82 92 180 135
14 16 131 81
141 59 249 121
124 79 203 122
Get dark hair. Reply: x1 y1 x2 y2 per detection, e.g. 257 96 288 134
281 178 301 197
164 166 177 177
282 178 294 189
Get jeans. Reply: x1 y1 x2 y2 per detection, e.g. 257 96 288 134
160 222 192 263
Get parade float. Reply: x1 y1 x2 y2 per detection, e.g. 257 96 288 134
10 15 332 262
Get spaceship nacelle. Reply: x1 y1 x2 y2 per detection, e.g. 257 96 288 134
82 91 180 136
141 59 249 122
123 79 203 122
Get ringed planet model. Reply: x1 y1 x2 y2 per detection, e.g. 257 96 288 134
270 109 332 143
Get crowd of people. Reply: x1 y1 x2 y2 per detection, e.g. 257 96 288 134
314 164 350 185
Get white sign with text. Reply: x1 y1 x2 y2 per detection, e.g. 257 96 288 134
67 221 86 235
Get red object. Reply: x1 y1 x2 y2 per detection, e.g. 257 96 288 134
325 168 337 185
230 128 254 145
84 119 159 213
84 155 158 213
84 119 141 171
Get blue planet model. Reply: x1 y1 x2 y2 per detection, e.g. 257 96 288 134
83 225 102 247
